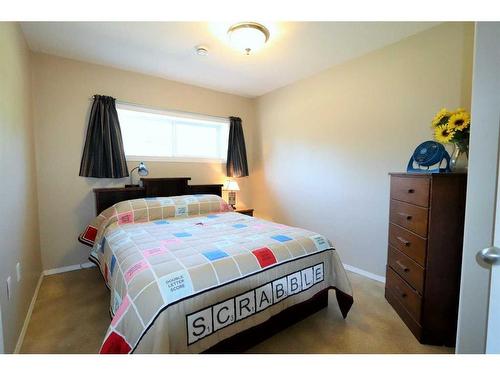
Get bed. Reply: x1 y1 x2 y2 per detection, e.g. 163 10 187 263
79 178 353 354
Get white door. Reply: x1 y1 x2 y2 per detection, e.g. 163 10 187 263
479 158 500 353
473 20 500 354
456 21 500 354
484 251 500 353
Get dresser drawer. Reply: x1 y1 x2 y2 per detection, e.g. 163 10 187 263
389 200 428 237
390 176 430 207
386 267 422 322
388 246 425 294
388 223 427 266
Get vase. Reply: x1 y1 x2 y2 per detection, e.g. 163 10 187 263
450 145 468 173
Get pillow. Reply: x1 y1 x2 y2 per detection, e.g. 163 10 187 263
79 194 232 247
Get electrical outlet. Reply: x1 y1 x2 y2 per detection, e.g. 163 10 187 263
16 262 21 282
6 277 11 300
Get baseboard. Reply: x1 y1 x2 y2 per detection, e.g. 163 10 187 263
343 263 386 283
14 273 43 354
43 262 96 276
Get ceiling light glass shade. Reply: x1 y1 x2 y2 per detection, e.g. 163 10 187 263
228 22 270 55
223 180 240 191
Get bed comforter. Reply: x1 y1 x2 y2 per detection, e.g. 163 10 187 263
80 194 353 353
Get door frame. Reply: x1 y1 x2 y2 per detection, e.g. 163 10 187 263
456 22 500 354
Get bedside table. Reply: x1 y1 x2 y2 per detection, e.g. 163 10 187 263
234 208 254 217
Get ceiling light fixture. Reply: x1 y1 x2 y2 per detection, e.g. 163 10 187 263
227 22 270 55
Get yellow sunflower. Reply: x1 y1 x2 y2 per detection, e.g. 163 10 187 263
431 108 451 127
448 110 470 131
434 123 456 143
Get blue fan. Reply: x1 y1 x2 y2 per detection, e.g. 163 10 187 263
407 141 451 173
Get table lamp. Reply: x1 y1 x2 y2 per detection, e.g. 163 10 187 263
223 180 240 208
126 162 149 187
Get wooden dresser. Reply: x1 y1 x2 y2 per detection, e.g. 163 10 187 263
385 173 467 346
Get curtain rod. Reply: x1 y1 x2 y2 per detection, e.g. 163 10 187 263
89 96 229 122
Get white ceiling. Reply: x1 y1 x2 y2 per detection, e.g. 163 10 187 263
21 22 439 97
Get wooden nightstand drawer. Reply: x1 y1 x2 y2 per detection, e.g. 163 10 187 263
390 176 430 207
388 246 425 294
386 267 422 322
388 223 427 266
389 200 428 237
235 208 254 217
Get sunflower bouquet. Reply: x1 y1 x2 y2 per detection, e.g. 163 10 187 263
432 108 470 155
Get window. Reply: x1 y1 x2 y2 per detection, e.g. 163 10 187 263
117 103 229 162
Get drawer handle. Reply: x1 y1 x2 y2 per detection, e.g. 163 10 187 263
398 213 412 221
395 260 410 272
407 189 415 194
395 286 407 298
396 236 410 246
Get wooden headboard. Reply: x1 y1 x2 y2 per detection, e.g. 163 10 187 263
93 177 223 215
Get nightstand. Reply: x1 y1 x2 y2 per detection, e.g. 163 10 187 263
234 208 254 217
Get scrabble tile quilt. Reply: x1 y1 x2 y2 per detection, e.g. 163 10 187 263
81 195 353 353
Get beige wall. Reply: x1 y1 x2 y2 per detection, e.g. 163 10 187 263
31 53 256 271
252 23 474 277
0 23 42 353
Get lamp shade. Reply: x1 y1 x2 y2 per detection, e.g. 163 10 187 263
223 180 240 191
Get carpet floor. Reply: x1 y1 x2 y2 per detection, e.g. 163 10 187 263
20 268 453 354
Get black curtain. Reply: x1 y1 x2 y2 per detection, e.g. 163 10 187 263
226 116 249 177
79 95 129 178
